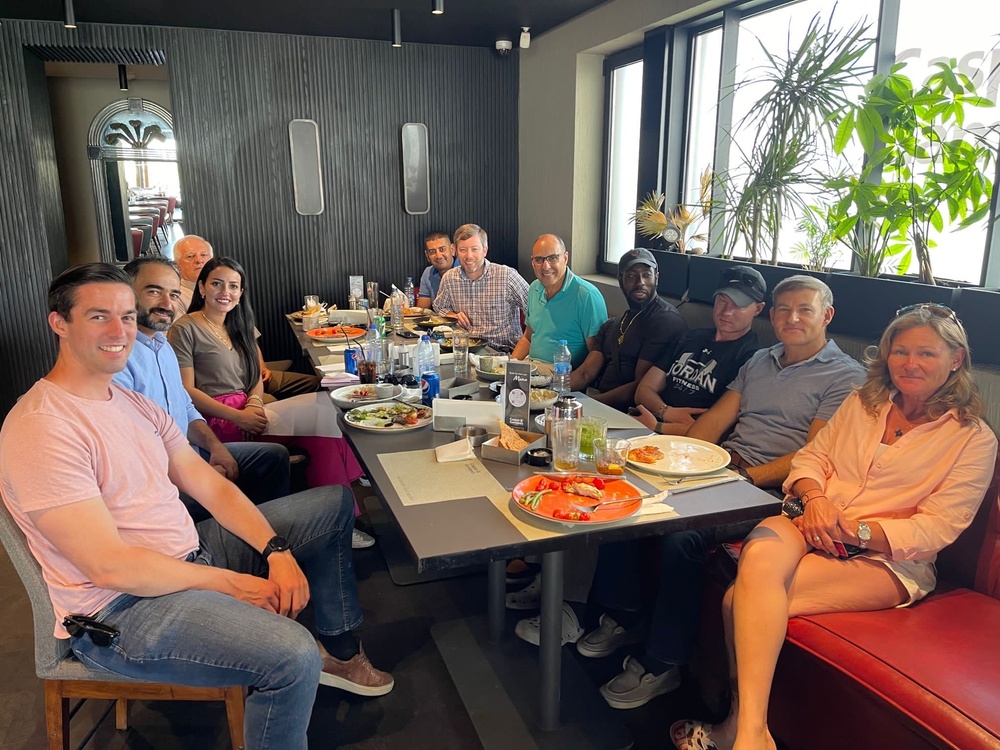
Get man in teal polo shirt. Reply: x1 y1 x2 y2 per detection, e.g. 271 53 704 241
511 234 608 388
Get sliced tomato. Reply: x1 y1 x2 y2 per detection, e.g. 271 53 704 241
552 509 568 519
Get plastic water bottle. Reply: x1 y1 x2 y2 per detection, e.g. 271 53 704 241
390 285 405 333
404 276 416 308
415 335 439 406
553 339 572 395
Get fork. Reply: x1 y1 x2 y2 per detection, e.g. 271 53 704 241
570 494 657 512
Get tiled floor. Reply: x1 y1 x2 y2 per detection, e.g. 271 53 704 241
0 484 718 749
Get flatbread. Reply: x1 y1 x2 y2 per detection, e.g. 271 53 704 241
498 421 530 451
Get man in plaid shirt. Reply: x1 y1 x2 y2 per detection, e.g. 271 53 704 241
433 223 529 352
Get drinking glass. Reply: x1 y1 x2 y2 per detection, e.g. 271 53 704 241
302 312 321 331
579 416 608 461
452 330 470 378
593 438 631 476
551 418 582 471
304 294 320 310
366 282 379 309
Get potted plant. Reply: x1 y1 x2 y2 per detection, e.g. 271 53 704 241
631 166 713 254
827 58 996 284
713 13 874 264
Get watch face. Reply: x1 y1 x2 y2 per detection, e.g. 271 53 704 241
268 535 290 553
857 522 872 542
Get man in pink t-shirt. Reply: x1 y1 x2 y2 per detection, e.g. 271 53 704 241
0 263 392 749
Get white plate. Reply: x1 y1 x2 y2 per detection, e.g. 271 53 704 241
529 388 558 412
343 403 433 432
329 384 401 409
625 435 731 477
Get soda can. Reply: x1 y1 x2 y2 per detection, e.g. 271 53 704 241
421 371 440 407
344 347 360 375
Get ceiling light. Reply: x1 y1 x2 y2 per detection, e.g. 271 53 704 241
520 27 531 49
118 65 128 92
391 9 402 48
64 0 77 29
431 0 444 15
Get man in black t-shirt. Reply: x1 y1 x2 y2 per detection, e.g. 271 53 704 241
574 249 688 410
634 265 765 434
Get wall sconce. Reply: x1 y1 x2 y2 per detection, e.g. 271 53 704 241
391 9 402 48
64 0 77 29
118 65 129 92
432 0 444 14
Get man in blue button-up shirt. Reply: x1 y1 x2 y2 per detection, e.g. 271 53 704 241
113 257 289 521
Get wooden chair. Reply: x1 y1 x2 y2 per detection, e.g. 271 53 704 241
0 503 246 750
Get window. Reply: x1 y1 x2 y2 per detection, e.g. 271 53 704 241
601 48 644 267
894 0 1000 284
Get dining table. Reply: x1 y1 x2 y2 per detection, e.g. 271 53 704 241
286 309 781 748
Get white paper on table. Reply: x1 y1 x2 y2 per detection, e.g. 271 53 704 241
637 490 677 516
434 438 476 463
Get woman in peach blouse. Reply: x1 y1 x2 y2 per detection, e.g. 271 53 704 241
673 304 997 750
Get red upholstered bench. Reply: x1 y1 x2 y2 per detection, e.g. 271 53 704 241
697 451 1000 750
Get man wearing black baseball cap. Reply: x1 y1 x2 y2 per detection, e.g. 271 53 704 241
573 248 687 409
634 264 765 434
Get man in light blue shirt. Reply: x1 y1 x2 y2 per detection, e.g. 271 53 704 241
416 230 459 308
511 234 608 387
114 257 289 521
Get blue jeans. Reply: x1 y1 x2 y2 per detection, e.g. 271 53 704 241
69 486 361 750
181 442 290 523
593 528 716 668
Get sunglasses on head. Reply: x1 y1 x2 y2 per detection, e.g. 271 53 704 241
895 303 961 326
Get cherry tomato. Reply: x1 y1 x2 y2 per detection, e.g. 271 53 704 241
592 478 605 490
579 511 591 521
552 509 568 519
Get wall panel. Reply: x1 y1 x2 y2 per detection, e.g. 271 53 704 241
0 20 519 416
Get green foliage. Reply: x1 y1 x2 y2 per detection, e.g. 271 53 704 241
790 208 842 271
717 12 874 264
828 59 996 282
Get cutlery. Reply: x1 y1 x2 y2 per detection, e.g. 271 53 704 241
570 494 657 512
666 476 741 495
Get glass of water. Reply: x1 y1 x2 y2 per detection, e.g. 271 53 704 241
452 330 470 378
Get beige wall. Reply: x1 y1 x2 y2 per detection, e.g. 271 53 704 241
46 64 170 265
518 0 724 276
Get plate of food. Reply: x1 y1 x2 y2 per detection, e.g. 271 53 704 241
529 388 558 411
439 336 484 353
475 358 539 382
329 384 401 409
414 315 452 329
343 402 432 432
625 435 731 476
511 474 643 526
306 325 367 343
403 307 427 317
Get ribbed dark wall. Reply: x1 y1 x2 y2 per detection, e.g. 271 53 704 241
0 20 519 417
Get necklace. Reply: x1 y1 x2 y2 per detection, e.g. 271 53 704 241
200 311 232 349
887 403 927 440
617 306 647 345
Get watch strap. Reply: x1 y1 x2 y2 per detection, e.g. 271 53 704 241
262 535 290 560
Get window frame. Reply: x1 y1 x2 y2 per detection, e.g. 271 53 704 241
598 44 645 276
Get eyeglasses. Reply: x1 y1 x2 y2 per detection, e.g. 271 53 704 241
531 253 565 266
895 303 961 326
63 614 120 648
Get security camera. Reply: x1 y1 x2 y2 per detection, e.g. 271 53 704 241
495 39 512 56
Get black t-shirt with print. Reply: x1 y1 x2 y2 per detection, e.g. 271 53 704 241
657 328 760 409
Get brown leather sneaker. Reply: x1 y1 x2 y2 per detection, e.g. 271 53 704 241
317 641 394 697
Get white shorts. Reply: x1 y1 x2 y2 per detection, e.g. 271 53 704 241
867 555 937 607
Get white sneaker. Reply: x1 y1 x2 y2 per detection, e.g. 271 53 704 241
352 529 375 549
514 602 584 646
576 614 645 658
505 572 542 610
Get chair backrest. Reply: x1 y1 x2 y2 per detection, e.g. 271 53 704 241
936 444 1000 598
0 501 71 676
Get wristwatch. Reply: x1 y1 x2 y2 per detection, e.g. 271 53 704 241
262 535 290 560
856 521 872 549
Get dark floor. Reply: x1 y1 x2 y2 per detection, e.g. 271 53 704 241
0 484 718 749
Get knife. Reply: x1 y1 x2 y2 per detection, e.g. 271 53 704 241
666 475 742 495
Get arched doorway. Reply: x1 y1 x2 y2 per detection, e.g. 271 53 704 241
88 97 178 263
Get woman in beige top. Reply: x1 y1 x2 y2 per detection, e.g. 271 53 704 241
168 257 268 441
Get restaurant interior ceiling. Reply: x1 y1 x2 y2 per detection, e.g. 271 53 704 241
1 0 612 48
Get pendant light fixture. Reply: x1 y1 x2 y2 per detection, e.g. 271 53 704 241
391 9 402 47
64 0 77 29
431 0 444 14
118 65 129 92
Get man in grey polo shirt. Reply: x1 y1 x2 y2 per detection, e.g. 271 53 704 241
580 275 866 710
